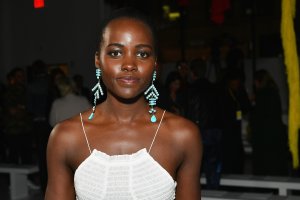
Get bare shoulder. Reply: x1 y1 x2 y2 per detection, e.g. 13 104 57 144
162 111 202 153
47 115 83 159
163 111 201 141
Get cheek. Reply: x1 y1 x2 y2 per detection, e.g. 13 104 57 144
142 68 155 86
101 68 117 87
100 54 119 68
138 68 155 93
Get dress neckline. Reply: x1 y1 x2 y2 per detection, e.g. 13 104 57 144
92 148 147 161
75 147 176 184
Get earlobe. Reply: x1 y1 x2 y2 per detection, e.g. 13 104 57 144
95 52 101 68
155 62 159 70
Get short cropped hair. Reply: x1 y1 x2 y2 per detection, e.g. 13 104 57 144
97 7 157 55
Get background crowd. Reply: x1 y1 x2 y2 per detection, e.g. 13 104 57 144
0 60 92 193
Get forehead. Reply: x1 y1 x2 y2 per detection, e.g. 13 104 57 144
102 17 154 45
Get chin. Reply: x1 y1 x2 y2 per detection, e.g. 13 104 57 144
117 94 143 104
110 89 144 103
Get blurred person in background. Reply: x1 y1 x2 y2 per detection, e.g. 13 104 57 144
27 60 52 193
160 71 186 116
176 60 190 90
186 58 223 189
2 67 34 164
72 74 92 103
249 69 289 176
219 68 251 174
49 76 91 127
48 67 66 105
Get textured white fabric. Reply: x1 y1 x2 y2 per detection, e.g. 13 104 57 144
74 148 176 200
75 111 177 199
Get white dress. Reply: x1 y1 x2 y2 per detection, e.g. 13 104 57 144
74 111 177 200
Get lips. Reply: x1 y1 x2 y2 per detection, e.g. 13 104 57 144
116 76 140 85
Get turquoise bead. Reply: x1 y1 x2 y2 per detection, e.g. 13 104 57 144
88 113 94 120
151 115 157 123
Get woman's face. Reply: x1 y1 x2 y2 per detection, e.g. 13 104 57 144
96 17 156 100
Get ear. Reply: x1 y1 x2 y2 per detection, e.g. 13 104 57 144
95 51 101 68
154 60 159 71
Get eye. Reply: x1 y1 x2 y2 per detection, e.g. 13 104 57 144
137 51 151 59
108 50 122 57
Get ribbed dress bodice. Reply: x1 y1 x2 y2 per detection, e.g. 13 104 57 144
74 148 176 200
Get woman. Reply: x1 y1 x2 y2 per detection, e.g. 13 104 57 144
45 7 202 200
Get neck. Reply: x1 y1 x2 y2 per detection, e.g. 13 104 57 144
99 95 150 123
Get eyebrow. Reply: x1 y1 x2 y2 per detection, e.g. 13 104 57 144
107 43 153 50
136 44 153 50
107 43 124 48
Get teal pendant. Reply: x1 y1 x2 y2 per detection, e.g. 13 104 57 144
88 113 94 120
151 115 157 123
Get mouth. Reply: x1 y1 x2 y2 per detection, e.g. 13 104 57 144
116 76 140 85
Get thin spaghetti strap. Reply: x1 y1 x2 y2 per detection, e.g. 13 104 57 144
148 110 166 153
80 113 92 154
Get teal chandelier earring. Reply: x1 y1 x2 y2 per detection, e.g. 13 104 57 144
89 68 104 120
144 71 159 123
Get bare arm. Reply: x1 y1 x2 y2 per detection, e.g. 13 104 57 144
45 123 76 200
175 121 203 200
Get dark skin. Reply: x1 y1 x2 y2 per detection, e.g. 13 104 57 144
45 17 202 200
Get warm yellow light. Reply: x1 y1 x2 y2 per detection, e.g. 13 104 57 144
169 12 180 20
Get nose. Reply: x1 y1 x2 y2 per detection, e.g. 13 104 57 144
121 64 137 72
121 54 137 72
